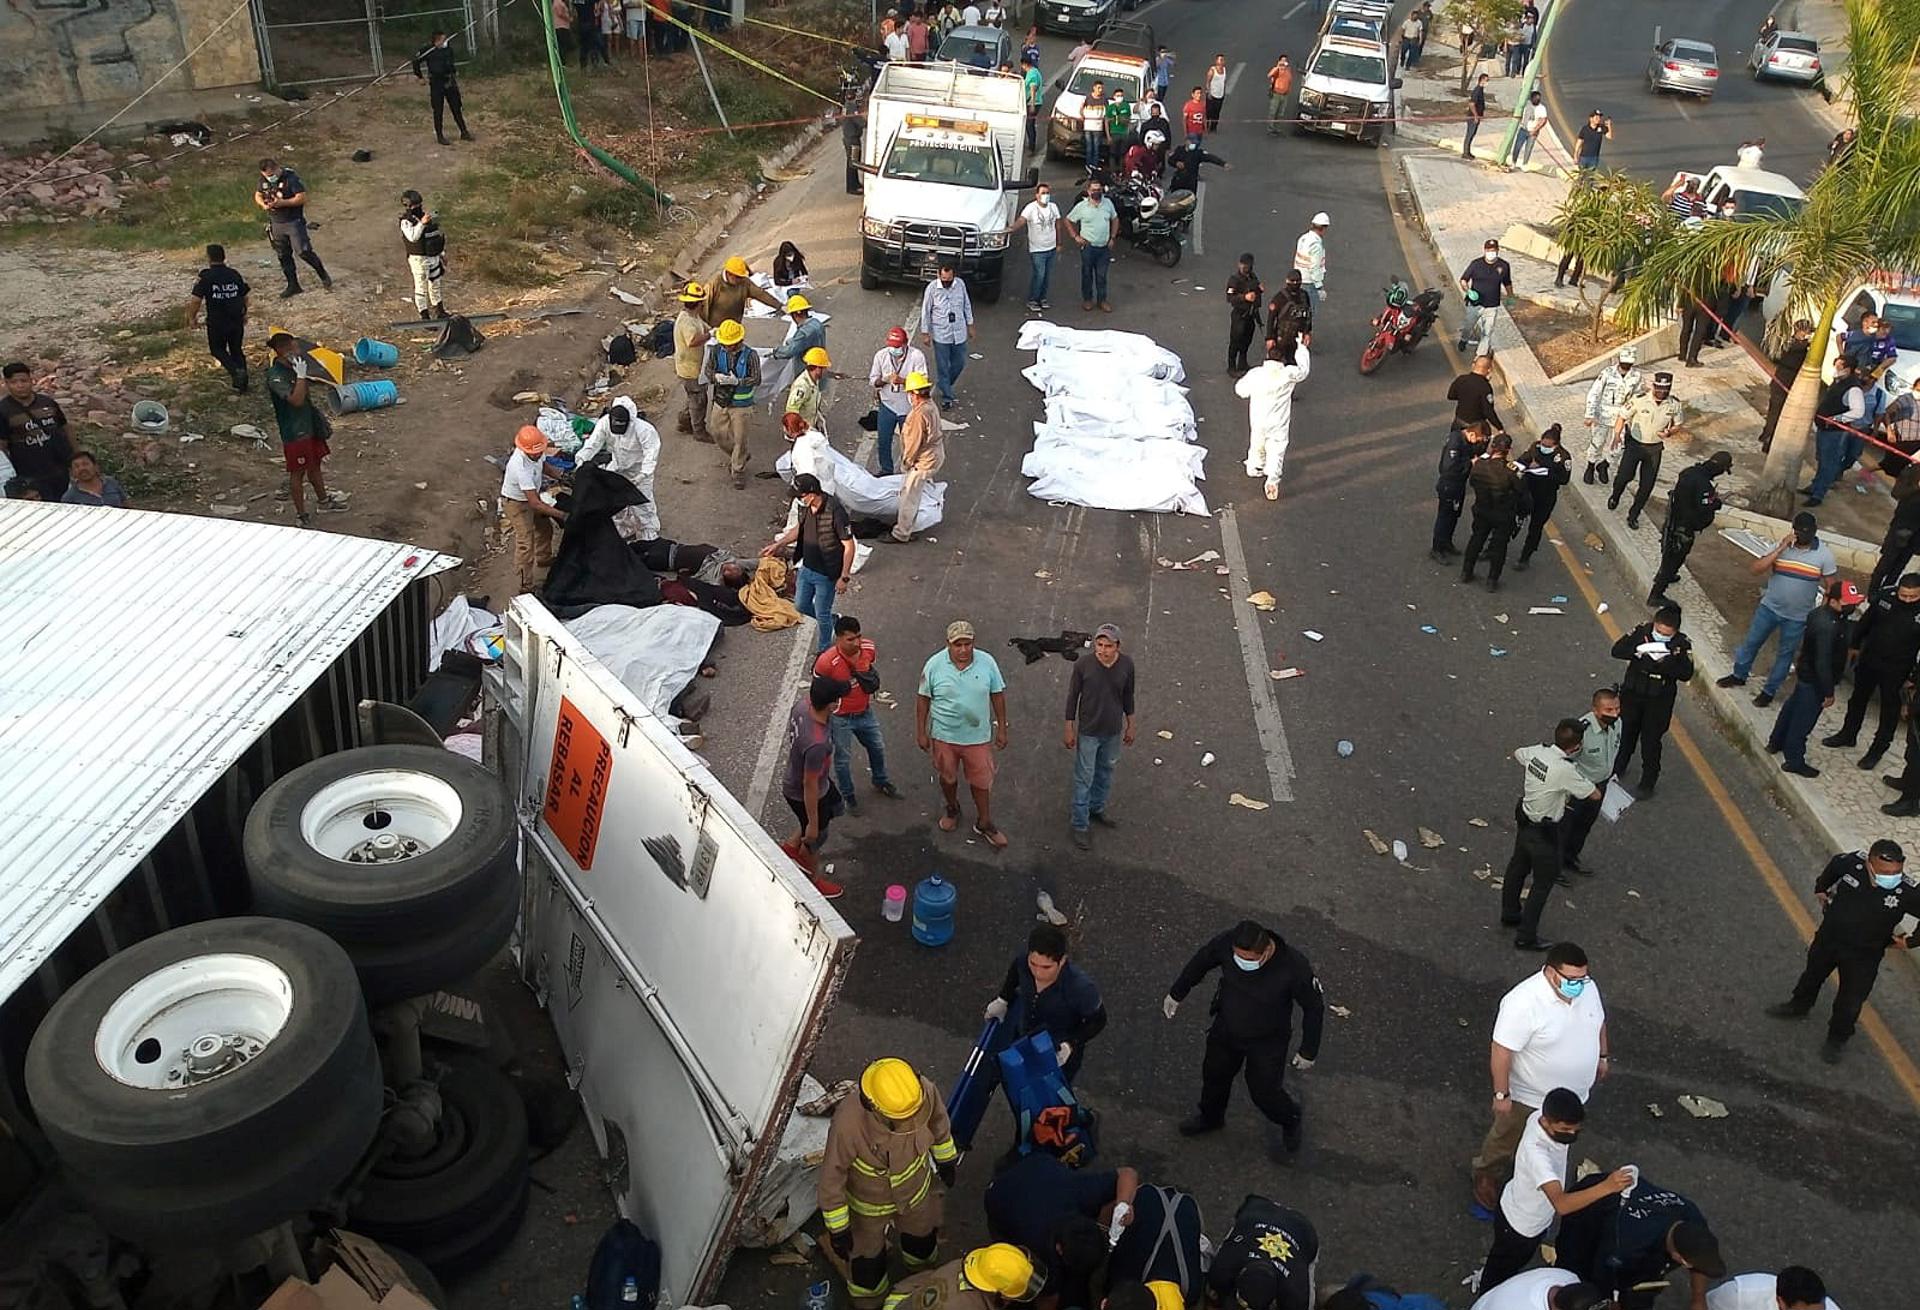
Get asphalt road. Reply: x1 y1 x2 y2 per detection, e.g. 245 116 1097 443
450 2 1915 1306
1540 0 1836 186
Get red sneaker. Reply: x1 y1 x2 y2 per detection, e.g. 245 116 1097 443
809 873 845 900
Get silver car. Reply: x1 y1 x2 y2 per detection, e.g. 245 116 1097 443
1647 38 1719 97
1750 31 1823 84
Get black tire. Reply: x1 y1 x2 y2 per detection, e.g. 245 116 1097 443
25 918 382 1244
1359 337 1390 374
1152 237 1182 268
859 263 882 291
380 1243 451 1308
244 745 515 945
346 867 519 1006
349 1055 531 1278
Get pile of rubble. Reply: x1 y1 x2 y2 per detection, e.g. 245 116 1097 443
0 144 168 223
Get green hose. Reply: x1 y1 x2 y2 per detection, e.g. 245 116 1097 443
540 4 674 207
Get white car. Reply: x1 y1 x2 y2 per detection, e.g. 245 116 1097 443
1047 51 1149 158
1750 30 1823 84
1672 164 1805 219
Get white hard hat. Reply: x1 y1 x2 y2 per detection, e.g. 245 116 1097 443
1618 346 1638 364
1311 211 1331 226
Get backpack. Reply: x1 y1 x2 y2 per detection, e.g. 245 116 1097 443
649 319 677 358
607 333 638 366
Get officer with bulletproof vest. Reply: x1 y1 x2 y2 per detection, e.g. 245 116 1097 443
1430 420 1490 562
1647 451 1732 608
1767 839 1920 1063
254 158 332 300
399 189 450 321
1163 920 1324 1162
1823 571 1920 768
1610 604 1694 797
1204 1194 1319 1310
411 31 473 145
1461 432 1528 592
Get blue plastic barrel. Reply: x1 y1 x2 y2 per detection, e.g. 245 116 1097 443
911 875 956 947
353 337 400 366
335 379 399 413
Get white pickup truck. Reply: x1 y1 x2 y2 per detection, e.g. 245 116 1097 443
0 501 853 1307
860 61 1036 303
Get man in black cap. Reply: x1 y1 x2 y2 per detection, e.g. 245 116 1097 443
253 158 332 299
1607 371 1683 530
186 244 251 393
1205 1194 1318 1310
1162 920 1324 1161
1553 1175 1722 1310
1767 838 1920 1062
1226 254 1264 375
410 30 473 145
1822 571 1920 769
1611 605 1693 798
1647 451 1731 608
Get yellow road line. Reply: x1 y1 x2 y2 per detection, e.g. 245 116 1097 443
1373 146 1920 1109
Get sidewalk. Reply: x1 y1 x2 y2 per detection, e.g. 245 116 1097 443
1401 148 1915 857
1394 13 1573 176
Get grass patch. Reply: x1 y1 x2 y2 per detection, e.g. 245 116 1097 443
0 148 321 253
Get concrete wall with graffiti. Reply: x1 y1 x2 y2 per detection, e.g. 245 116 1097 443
0 0 261 114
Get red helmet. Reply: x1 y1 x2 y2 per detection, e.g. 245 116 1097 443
886 326 909 347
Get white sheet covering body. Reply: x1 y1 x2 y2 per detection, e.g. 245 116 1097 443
564 604 722 727
776 447 947 533
1015 321 1208 515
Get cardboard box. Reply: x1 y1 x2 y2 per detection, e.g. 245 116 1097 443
256 1232 436 1310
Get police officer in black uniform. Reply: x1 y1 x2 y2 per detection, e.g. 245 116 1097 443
841 89 867 195
1461 432 1528 592
254 158 332 299
1225 254 1263 375
411 31 474 146
1163 920 1324 1162
1647 451 1731 608
1513 423 1571 571
1610 604 1694 797
186 244 251 393
1204 1194 1319 1310
1430 420 1488 561
1767 838 1920 1062
1823 571 1920 768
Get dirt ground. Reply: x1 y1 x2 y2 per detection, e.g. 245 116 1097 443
1509 298 1636 377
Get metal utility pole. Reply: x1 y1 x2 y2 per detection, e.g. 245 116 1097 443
1495 0 1565 165
690 34 736 136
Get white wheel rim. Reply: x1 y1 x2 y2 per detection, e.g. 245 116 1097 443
94 954 294 1089
298 769 465 864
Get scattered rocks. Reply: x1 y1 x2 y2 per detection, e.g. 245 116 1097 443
0 142 158 222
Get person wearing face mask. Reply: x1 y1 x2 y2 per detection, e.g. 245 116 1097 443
1767 838 1920 1063
253 157 332 299
1610 605 1694 797
1766 578 1862 779
1162 919 1324 1162
1579 347 1641 484
1431 420 1490 562
1471 945 1609 1219
1648 451 1732 608
1825 571 1920 768
1011 182 1060 313
1606 371 1684 530
1558 689 1620 876
1458 240 1512 356
1503 724 1603 952
1512 424 1571 571
1478 1087 1633 1293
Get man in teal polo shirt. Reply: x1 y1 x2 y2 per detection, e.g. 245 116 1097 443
917 619 1011 848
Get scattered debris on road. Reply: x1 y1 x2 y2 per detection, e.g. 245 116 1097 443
1678 1095 1729 1119
1228 793 1270 810
1418 827 1445 848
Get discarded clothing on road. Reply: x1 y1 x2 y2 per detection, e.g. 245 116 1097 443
1009 631 1094 664
741 556 805 632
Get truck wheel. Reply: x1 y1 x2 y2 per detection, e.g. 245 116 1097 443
379 1243 451 1308
350 1055 532 1278
346 868 519 1006
860 263 882 291
244 745 515 946
25 919 382 1244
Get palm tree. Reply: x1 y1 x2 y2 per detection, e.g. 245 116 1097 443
1551 172 1668 341
1613 0 1920 518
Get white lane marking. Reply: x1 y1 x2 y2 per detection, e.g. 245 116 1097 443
1225 61 1247 97
1217 506 1296 802
1281 0 1307 17
1674 97 1695 122
745 625 820 821
1192 181 1207 256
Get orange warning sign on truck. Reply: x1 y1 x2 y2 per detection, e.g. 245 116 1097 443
544 695 612 870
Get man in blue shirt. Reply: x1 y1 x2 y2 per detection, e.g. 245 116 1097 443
984 1154 1136 1307
920 262 976 411
1717 512 1840 706
985 924 1107 1079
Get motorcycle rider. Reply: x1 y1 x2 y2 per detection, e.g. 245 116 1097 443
1580 346 1642 484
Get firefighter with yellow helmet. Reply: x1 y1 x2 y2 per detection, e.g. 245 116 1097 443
883 1244 1044 1310
821 1058 960 1308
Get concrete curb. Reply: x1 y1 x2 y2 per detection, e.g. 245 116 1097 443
1400 153 1875 857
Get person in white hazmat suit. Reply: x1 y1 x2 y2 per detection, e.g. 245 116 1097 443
576 397 662 542
1235 335 1311 500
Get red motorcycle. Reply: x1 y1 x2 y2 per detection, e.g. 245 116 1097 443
1358 276 1444 375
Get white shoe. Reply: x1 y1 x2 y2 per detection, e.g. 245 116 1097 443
1245 464 1261 478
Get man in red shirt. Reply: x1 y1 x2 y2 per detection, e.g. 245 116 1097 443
1182 86 1208 140
814 615 901 812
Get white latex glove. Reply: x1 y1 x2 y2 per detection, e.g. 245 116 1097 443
984 997 1009 1022
1055 1041 1073 1066
1291 1053 1314 1072
1316 287 1327 303
1162 995 1179 1020
291 356 309 379
1107 1201 1132 1247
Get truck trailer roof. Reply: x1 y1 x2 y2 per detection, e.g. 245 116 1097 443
0 502 453 1003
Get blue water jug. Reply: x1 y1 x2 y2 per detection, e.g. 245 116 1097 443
911 874 956 946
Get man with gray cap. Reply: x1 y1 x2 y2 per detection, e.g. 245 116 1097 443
1063 624 1136 850
1606 371 1684 530
918 620 1010 848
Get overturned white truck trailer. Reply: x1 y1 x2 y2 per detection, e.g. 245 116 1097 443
0 502 853 1307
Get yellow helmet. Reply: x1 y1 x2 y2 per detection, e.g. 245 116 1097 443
677 280 706 302
964 1246 1043 1302
714 319 745 346
785 293 813 313
724 255 751 277
1146 1283 1186 1310
803 346 832 368
904 370 933 391
859 1058 923 1118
